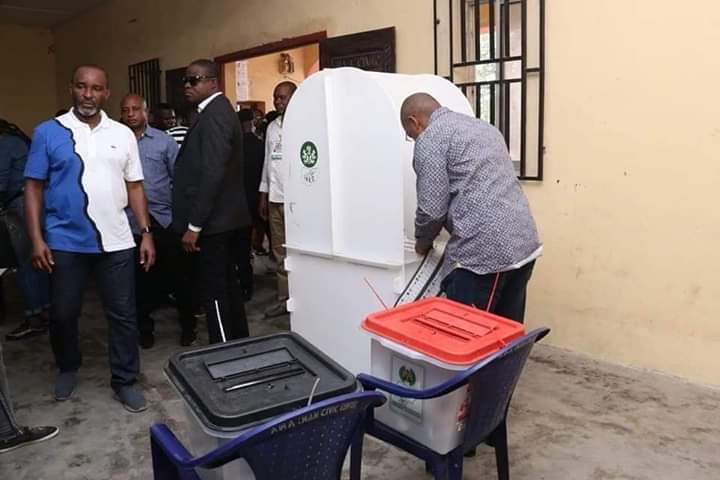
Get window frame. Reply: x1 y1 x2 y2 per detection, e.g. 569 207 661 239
434 0 546 181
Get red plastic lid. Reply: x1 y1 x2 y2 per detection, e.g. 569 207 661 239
362 297 525 366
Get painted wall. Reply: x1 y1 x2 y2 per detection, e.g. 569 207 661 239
52 0 433 118
0 25 57 134
246 44 320 111
523 0 720 386
51 0 720 385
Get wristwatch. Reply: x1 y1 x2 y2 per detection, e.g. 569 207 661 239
140 226 153 235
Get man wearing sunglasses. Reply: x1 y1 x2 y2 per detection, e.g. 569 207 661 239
171 59 250 344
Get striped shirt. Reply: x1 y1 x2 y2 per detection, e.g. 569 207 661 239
166 125 189 146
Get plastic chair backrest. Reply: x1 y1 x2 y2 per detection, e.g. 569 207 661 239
461 328 548 450
198 391 386 480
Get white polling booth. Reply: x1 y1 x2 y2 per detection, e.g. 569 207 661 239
283 67 473 375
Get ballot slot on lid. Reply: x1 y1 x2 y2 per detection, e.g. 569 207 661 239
165 332 357 480
166 332 356 431
203 348 316 393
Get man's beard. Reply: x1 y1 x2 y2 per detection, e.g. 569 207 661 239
75 104 99 117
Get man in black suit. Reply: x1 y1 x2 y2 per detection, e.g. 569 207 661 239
172 59 250 343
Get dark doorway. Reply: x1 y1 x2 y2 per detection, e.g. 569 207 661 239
319 27 396 72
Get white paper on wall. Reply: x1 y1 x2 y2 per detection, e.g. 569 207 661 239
235 61 249 101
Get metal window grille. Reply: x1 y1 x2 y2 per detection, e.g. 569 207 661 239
434 0 545 180
128 58 161 111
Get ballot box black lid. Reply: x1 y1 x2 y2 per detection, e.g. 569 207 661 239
165 332 356 430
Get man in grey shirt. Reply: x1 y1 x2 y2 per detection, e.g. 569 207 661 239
401 93 542 323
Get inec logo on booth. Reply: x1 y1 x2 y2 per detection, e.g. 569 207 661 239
300 141 318 168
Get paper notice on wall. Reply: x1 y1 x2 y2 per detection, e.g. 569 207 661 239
236 60 249 101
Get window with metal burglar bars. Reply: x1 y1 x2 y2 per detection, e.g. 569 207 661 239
434 0 545 180
128 58 161 112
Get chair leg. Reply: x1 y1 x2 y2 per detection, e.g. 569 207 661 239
492 421 510 480
448 450 464 480
432 457 450 480
349 429 364 480
151 436 181 480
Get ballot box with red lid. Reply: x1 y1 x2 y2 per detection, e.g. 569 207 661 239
361 297 525 454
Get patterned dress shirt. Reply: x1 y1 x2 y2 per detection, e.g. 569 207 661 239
413 107 542 277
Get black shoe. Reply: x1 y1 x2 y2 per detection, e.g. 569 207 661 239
0 426 59 454
5 319 47 341
264 302 288 318
139 332 155 349
180 330 198 347
113 385 147 413
54 371 77 401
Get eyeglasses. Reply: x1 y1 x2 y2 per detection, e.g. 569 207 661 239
182 75 217 87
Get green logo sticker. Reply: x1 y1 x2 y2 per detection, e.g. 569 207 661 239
399 366 417 387
300 141 318 168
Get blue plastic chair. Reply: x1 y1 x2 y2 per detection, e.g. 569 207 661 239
150 391 386 480
353 328 550 480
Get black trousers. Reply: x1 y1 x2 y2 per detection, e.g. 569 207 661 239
235 227 253 294
50 248 139 387
192 230 249 343
134 224 195 336
440 261 536 323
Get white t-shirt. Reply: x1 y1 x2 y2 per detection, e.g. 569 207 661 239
25 109 143 253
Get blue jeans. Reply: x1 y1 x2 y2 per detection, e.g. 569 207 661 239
440 261 536 323
10 198 50 317
49 248 139 388
15 261 50 318
0 342 21 440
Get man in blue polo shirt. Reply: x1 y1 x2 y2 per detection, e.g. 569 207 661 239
24 65 156 412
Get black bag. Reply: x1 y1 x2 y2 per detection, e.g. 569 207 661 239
0 191 29 268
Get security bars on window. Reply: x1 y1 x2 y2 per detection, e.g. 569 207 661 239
128 58 162 112
434 0 545 180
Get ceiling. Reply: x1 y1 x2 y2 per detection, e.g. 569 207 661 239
0 0 108 28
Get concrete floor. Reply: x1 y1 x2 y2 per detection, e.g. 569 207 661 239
0 258 719 480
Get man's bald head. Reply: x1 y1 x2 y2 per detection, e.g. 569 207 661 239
120 93 148 133
400 93 441 140
401 93 441 121
121 93 146 109
71 64 109 87
273 81 297 114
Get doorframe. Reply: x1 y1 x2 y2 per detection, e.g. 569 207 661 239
214 31 327 92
